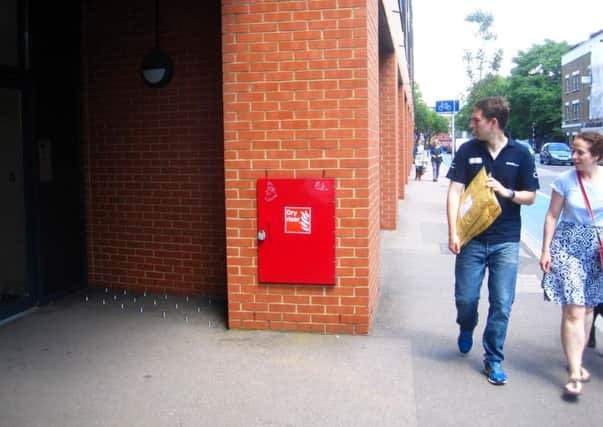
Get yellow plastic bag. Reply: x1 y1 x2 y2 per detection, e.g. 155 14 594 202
456 166 502 247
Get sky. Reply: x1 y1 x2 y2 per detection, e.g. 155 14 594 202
412 0 603 108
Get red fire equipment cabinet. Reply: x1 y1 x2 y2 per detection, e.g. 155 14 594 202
257 178 336 285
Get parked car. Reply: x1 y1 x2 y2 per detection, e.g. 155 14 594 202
539 142 573 165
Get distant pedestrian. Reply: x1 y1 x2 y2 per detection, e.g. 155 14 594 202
446 97 539 385
430 138 446 181
414 141 429 181
539 131 603 397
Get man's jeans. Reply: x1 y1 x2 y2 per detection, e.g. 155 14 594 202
455 240 519 364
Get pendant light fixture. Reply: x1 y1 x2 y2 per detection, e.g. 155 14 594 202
141 0 173 88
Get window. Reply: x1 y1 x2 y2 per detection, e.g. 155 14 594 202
572 72 581 92
572 102 581 120
565 76 570 93
564 103 570 121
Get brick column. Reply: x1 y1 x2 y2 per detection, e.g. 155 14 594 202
399 91 410 198
222 0 379 334
379 52 399 229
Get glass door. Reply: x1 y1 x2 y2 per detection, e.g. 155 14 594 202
0 87 32 319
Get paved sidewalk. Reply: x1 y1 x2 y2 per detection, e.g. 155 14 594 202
375 167 603 426
1 168 602 427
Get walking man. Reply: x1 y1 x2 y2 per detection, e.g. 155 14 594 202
446 97 539 385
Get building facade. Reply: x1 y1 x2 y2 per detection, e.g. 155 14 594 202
1 0 415 335
561 29 603 142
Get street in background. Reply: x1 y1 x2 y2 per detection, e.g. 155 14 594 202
521 160 573 255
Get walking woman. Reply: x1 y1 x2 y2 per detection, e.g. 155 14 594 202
429 138 446 181
540 131 603 396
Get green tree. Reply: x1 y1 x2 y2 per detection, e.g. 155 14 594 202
505 40 569 144
414 83 449 142
456 75 510 132
462 10 503 85
456 9 507 134
457 11 568 145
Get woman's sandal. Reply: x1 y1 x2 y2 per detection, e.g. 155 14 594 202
566 366 591 382
564 378 583 396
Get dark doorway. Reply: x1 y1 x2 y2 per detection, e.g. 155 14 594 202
0 0 35 319
0 0 86 321
0 86 32 317
29 0 86 302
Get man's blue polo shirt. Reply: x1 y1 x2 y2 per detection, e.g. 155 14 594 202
447 138 540 243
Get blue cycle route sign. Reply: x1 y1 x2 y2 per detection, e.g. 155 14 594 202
435 100 460 113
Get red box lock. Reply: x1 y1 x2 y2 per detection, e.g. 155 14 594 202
257 178 335 285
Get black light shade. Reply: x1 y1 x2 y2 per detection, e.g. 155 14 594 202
141 47 173 88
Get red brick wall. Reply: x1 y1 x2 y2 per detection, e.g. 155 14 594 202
80 0 414 333
398 90 404 198
406 100 414 184
366 0 381 327
83 0 226 297
379 52 399 230
399 92 412 198
222 0 381 334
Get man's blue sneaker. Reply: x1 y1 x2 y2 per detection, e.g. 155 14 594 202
457 330 473 354
484 362 508 385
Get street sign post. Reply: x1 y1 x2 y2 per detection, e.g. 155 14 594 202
435 100 459 113
435 99 460 154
